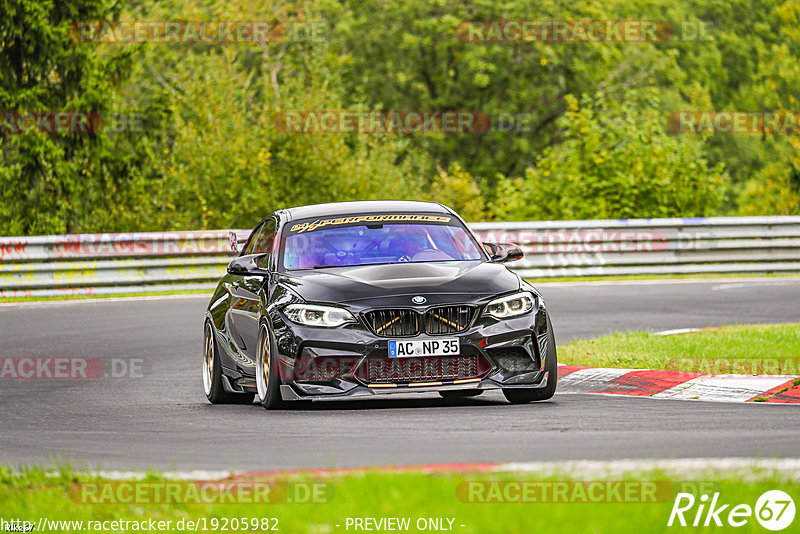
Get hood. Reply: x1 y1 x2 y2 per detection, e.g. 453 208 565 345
278 261 521 304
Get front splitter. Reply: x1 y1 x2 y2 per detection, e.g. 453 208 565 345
279 372 549 401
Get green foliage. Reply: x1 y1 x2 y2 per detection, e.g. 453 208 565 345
2 0 800 235
492 93 726 220
738 142 800 215
1 0 112 234
97 0 428 230
426 162 485 221
328 0 799 217
328 0 678 181
0 0 175 234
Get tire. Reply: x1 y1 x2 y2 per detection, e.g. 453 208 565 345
503 316 558 404
438 390 483 399
255 322 285 410
203 322 255 404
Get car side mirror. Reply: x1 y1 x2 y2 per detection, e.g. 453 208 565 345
227 253 270 275
484 242 524 264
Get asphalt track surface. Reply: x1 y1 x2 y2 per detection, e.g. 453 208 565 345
2 278 799 471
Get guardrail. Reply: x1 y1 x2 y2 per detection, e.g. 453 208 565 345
471 216 800 278
0 230 250 298
2 216 799 298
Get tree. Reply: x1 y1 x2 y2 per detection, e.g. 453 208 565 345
492 92 726 220
738 138 800 215
119 0 429 230
0 0 167 234
427 162 486 221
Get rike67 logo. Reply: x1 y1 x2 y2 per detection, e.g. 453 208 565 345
668 490 795 530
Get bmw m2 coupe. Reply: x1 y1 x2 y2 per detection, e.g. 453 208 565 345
203 200 557 408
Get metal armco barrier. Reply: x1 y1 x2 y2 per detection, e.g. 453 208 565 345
470 216 800 278
0 230 250 298
2 217 799 298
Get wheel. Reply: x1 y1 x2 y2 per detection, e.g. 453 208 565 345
203 322 254 404
503 316 558 404
255 322 285 409
438 390 483 399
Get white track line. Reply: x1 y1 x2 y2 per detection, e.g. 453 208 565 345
653 328 703 336
94 470 236 480
494 458 800 480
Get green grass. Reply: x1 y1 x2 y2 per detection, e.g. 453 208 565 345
1 465 797 533
559 323 800 374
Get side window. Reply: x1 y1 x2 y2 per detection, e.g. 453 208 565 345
240 222 265 256
252 218 277 255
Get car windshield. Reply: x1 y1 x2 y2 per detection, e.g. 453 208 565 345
282 218 484 270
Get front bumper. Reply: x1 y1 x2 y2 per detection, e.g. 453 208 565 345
269 306 552 401
278 373 550 401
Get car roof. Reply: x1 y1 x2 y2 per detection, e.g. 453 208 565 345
277 200 452 221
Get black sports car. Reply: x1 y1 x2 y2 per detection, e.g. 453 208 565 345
203 200 557 408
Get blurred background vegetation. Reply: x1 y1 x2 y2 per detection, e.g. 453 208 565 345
1 0 799 234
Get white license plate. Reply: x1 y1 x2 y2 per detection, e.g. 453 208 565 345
388 338 459 358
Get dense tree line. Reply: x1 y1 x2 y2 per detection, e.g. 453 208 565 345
1 0 798 234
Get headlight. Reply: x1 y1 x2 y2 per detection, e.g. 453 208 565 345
484 292 535 319
283 304 356 327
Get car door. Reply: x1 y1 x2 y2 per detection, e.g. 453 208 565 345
228 218 276 362
222 222 262 366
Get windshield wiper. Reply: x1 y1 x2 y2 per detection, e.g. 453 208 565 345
312 264 342 269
